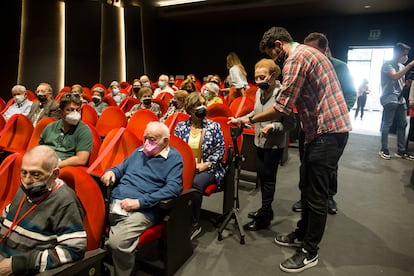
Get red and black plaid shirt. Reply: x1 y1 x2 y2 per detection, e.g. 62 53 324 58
274 43 352 143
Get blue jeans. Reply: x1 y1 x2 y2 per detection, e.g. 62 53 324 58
192 171 216 225
381 103 407 152
295 132 348 256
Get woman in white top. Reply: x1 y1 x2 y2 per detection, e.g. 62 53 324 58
224 52 248 105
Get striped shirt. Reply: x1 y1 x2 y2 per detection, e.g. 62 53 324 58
0 180 86 274
274 43 352 143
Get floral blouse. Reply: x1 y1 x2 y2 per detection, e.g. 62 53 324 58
174 118 225 183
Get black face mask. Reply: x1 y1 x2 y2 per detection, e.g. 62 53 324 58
274 48 288 69
133 87 140 93
168 81 175 86
37 94 48 103
142 98 152 106
257 81 270 90
92 96 101 104
194 105 207 119
20 179 51 202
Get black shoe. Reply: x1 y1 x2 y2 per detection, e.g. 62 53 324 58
279 248 318 273
247 209 274 220
274 232 302 247
243 219 270 231
328 197 337 215
291 200 302 212
190 225 202 240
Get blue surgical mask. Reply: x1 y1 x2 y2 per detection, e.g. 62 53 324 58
112 88 120 95
158 81 165 89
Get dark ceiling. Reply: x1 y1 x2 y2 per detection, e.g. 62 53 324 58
139 0 414 21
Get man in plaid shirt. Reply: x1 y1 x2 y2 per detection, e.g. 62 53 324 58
242 26 351 273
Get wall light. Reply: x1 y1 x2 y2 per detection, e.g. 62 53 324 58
155 0 207 7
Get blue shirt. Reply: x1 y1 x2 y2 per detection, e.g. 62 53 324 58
110 146 183 222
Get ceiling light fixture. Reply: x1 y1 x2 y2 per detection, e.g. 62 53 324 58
155 0 207 7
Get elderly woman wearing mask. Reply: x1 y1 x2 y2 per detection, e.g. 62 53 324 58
174 92 225 240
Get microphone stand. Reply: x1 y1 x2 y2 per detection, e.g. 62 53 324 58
217 125 245 244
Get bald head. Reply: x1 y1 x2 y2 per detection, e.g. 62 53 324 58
24 145 59 171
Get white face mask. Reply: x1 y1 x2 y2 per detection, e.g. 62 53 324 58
64 111 81 125
400 55 409 64
14 94 25 104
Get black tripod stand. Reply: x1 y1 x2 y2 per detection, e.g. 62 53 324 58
217 125 245 244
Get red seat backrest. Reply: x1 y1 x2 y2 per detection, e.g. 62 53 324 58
169 135 196 190
152 98 168 117
95 106 127 137
126 109 159 141
229 96 255 118
206 103 233 119
81 104 99 127
88 127 142 176
0 153 23 211
119 97 140 113
26 117 56 151
102 95 118 107
163 112 190 134
85 123 102 167
59 166 105 250
0 114 34 152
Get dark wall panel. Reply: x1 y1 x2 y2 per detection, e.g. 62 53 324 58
0 1 21 100
19 0 62 95
65 1 101 89
125 5 144 83
158 11 414 83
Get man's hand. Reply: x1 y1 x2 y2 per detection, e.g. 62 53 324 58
0 258 12 276
101 171 115 186
120 198 140 211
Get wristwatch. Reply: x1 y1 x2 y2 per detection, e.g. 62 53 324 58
249 116 255 124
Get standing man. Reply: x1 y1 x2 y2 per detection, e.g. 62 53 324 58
2 85 33 122
290 32 357 215
379 42 414 160
241 26 351 273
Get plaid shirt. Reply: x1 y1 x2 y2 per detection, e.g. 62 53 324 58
274 43 351 143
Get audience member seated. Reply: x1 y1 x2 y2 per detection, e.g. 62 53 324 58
100 121 183 276
131 78 142 98
201 74 222 94
109 80 126 105
126 87 161 118
139 75 155 91
71 84 88 104
39 94 92 168
2 85 33 122
174 92 225 240
89 86 108 116
203 82 223 106
27 82 60 126
168 74 179 91
0 145 86 275
153 74 175 98
160 90 188 122
180 78 197 93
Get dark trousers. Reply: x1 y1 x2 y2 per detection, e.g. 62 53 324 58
298 129 338 197
295 133 348 255
255 146 284 219
192 171 216 225
355 95 367 119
